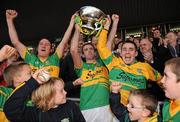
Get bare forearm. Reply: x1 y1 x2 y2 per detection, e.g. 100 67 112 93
70 29 80 53
6 20 21 46
70 26 82 68
107 22 118 50
61 22 74 45
56 22 74 58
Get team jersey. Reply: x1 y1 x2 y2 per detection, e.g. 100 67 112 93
144 113 158 122
97 29 162 105
0 86 13 111
75 58 110 110
0 86 13 122
22 49 60 77
162 100 180 122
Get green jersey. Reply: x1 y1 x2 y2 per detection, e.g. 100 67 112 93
75 58 109 110
0 86 13 111
162 100 180 122
23 49 60 77
0 86 13 122
97 29 162 105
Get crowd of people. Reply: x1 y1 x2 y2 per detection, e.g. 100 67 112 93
0 9 180 122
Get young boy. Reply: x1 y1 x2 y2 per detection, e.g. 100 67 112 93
160 57 180 121
4 69 85 122
0 62 32 122
110 82 158 122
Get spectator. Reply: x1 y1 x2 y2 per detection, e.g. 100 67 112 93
152 29 163 52
4 69 85 122
166 32 179 58
138 38 165 101
177 31 180 44
157 32 180 74
133 37 140 50
160 57 180 121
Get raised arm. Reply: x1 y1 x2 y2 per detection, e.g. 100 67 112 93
106 14 119 50
110 82 127 121
70 24 83 68
4 69 47 121
56 13 76 58
6 9 26 58
97 15 112 60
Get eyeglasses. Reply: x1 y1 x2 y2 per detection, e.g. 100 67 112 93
127 103 145 109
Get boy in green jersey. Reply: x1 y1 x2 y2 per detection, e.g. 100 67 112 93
160 57 180 121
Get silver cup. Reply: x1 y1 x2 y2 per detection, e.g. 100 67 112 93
77 6 106 37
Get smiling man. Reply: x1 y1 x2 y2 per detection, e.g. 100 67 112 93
6 9 76 77
97 16 162 105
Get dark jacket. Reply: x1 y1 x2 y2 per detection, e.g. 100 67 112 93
4 77 85 122
60 53 80 98
110 92 130 122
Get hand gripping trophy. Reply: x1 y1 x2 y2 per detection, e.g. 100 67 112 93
75 6 106 39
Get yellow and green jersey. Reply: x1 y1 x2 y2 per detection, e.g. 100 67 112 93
162 100 180 122
97 29 162 105
75 58 110 110
22 49 61 77
0 86 13 111
0 86 13 122
144 113 158 122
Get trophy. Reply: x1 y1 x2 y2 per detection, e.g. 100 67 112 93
75 6 106 38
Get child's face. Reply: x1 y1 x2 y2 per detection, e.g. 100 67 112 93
14 65 32 87
53 81 67 105
127 95 145 121
160 65 180 99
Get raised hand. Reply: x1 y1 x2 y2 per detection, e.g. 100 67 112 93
71 12 79 24
6 9 18 20
111 81 122 93
0 45 17 62
112 14 119 24
73 78 84 86
143 51 153 63
103 15 111 30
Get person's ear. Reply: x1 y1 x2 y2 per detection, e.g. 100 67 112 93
142 108 151 117
12 76 20 87
150 42 153 49
135 50 138 57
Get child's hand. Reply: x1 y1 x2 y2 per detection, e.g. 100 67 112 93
111 82 122 93
73 78 83 86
